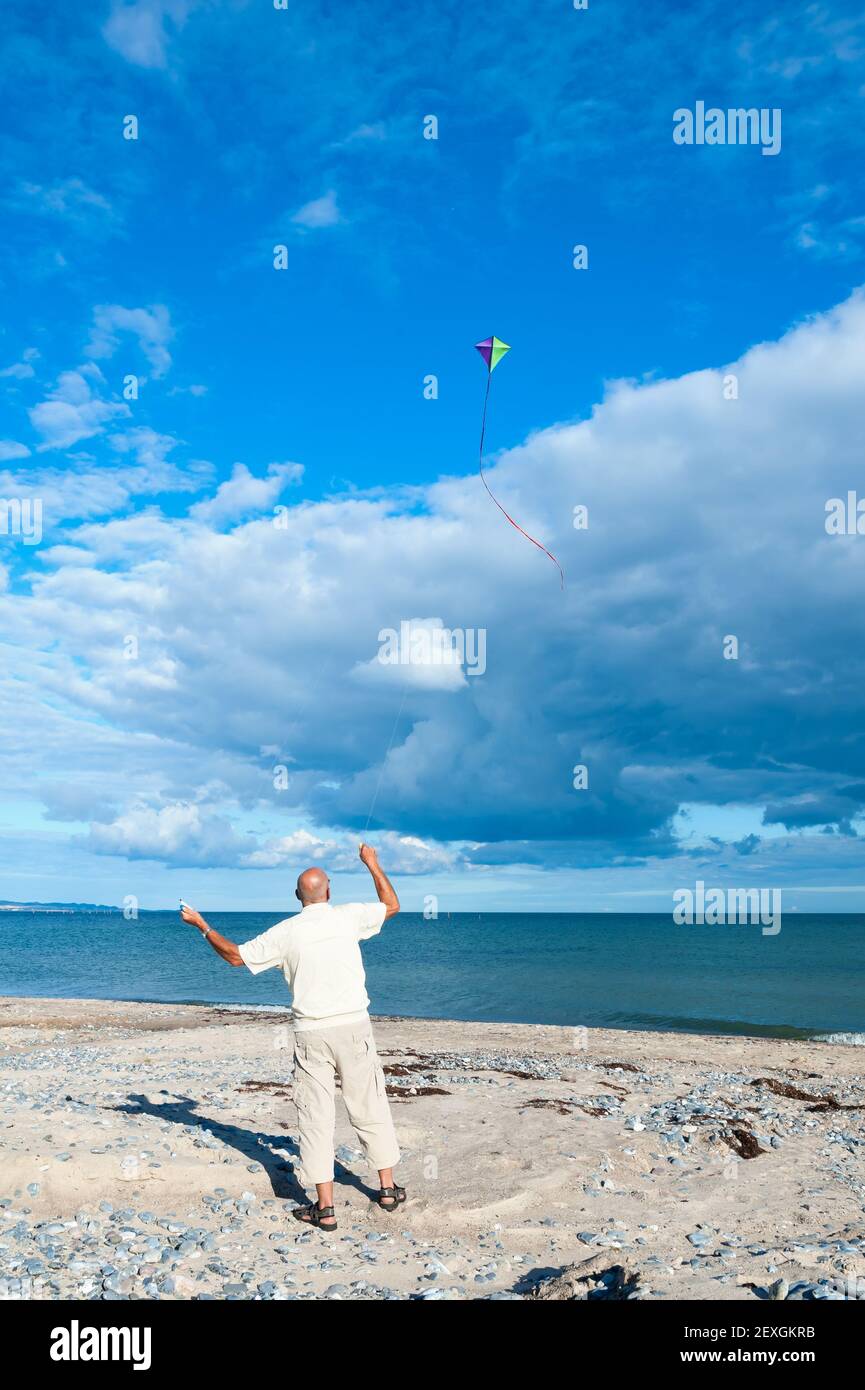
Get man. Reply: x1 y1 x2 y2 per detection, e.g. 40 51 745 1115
180 843 405 1232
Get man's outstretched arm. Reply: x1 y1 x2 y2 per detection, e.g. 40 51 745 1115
180 906 244 965
359 843 400 918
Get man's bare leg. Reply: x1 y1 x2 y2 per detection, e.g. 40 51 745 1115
294 1179 336 1230
378 1166 402 1208
315 1179 334 1217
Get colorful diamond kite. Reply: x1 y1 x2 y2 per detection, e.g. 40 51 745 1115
474 335 511 373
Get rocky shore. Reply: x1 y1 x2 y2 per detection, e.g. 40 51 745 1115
1 997 864 1301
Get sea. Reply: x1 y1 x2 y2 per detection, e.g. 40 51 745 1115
1 910 863 1042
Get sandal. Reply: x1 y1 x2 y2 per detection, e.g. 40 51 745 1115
377 1184 406 1212
292 1202 337 1232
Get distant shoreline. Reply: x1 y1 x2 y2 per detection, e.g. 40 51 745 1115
0 907 88 914
0 904 120 913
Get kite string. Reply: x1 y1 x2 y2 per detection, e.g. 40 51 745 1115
479 372 565 590
362 682 409 839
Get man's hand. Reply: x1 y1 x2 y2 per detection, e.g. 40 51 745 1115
359 842 378 868
180 905 206 930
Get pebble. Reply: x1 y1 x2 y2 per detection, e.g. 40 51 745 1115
687 1231 714 1247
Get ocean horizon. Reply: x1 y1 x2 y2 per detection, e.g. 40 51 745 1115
2 909 863 1043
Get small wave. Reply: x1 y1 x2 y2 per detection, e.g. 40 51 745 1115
613 1011 814 1040
814 1031 865 1046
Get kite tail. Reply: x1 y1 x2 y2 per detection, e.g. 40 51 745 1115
478 374 565 589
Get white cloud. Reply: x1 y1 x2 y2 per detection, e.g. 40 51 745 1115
29 369 130 451
17 178 114 223
335 123 387 146
244 828 458 874
102 0 195 70
108 426 181 469
0 348 39 381
0 441 31 461
85 800 251 867
291 189 341 229
189 461 303 525
82 805 459 875
0 450 207 530
352 618 469 692
243 828 333 869
87 304 174 378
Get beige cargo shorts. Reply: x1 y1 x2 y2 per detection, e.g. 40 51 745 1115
292 1017 400 1185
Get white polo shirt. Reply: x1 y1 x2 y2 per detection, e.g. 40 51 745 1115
238 901 387 1031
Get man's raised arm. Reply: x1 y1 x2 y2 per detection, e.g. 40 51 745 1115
359 843 400 918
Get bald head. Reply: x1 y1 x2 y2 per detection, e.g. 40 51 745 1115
296 866 330 906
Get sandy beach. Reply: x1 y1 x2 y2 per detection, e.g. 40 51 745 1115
1 996 864 1301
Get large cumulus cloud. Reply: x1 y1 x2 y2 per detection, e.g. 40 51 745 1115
2 290 865 872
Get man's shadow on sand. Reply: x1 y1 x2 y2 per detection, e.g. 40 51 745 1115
111 1094 379 1205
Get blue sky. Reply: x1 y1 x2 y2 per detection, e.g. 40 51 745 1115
2 0 865 911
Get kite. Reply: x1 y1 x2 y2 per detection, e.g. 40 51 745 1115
474 336 565 588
